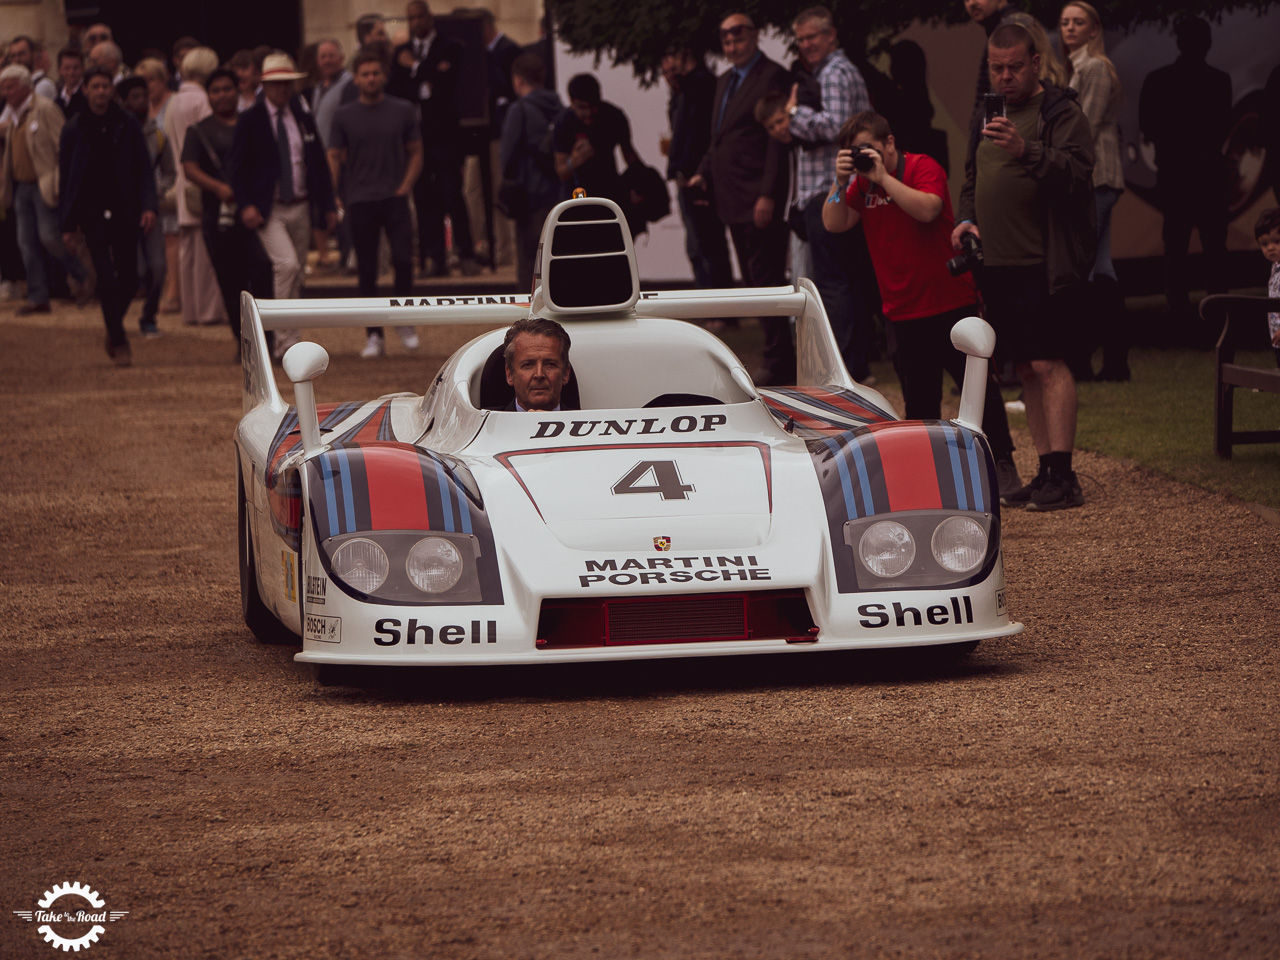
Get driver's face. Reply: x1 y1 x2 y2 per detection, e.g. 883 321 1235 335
506 333 569 411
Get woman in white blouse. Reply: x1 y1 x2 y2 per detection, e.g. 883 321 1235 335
1059 1 1129 380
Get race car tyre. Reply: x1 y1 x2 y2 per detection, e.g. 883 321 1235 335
238 467 298 645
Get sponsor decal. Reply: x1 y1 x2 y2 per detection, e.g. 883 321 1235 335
530 414 726 439
996 588 1006 616
389 295 528 307
374 619 498 646
282 552 297 602
305 614 341 644
12 881 128 952
579 555 771 588
654 536 671 552
306 575 328 605
857 595 974 629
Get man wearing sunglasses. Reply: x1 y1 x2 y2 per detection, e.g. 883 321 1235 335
687 13 792 384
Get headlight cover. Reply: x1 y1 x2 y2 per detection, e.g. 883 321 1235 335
932 516 987 574
845 511 995 589
406 537 464 594
332 538 390 593
858 521 916 578
320 531 482 603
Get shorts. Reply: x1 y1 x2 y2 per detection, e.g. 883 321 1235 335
979 264 1080 364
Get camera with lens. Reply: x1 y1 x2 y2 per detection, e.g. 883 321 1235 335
945 232 983 277
851 147 877 173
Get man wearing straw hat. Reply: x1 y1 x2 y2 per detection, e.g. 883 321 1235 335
228 51 336 358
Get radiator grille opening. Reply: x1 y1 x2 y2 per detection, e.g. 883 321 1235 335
536 590 815 649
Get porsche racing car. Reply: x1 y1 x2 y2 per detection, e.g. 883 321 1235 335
234 196 1022 676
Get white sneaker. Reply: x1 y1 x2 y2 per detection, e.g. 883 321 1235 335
361 332 386 359
397 326 420 351
272 329 301 361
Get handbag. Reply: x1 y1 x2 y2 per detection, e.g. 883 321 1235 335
185 122 235 220
183 180 203 216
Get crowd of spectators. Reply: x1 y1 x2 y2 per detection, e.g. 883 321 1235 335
0 2 1258 469
0 5 556 364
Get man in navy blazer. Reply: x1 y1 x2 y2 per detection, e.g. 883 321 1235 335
228 52 336 356
389 0 478 276
687 13 792 384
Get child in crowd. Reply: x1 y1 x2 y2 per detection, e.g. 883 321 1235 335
1256 207 1280 367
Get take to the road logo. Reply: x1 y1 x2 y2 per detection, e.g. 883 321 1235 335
12 881 127 952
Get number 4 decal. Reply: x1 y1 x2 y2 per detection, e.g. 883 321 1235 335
612 461 695 500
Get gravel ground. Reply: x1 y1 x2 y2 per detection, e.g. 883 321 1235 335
2 303 1277 959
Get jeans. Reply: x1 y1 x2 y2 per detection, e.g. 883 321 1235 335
804 191 872 382
676 186 732 289
205 222 273 342
416 143 474 264
137 219 166 326
81 214 140 348
1091 186 1121 282
888 305 1014 461
13 181 88 304
728 219 792 376
349 195 413 336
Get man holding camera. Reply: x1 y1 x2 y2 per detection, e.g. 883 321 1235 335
824 111 1016 492
953 20 1095 512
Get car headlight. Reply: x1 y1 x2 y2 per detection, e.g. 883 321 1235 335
844 511 995 589
406 537 464 594
319 531 485 603
858 521 916 578
932 516 988 574
332 537 389 593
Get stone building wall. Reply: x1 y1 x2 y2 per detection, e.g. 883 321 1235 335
301 0 543 49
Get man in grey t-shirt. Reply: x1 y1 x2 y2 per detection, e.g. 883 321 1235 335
329 49 423 357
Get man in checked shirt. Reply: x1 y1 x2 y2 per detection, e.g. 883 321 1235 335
784 6 875 384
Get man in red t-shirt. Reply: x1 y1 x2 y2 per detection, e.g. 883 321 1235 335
822 111 1017 494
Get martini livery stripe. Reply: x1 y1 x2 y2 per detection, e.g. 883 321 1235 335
264 401 394 548
808 421 996 594
307 442 484 540
759 386 895 436
809 422 992 520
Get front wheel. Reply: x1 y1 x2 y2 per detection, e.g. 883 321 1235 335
238 466 298 645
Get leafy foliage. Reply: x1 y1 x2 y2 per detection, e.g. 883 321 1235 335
547 0 1278 82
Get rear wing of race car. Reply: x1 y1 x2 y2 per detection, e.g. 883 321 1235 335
241 196 995 432
240 280 848 417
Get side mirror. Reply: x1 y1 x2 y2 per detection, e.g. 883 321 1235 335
282 341 330 457
949 317 995 434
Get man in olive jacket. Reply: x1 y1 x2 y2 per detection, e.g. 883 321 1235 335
953 20 1094 512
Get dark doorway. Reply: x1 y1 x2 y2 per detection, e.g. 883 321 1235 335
77 0 302 65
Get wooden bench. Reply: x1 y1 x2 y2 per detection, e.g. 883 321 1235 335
1199 295 1280 459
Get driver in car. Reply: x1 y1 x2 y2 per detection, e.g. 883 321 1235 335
504 318 573 411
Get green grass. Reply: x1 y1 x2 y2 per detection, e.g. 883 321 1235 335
1071 347 1280 511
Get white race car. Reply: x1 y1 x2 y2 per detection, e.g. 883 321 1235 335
235 196 1022 679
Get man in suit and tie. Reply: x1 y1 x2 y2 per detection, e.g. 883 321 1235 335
687 13 793 384
228 52 336 358
391 0 479 277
